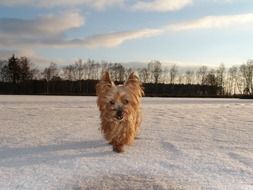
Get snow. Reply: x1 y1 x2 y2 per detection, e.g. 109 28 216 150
0 95 252 190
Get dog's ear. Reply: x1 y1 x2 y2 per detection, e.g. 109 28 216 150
101 71 113 84
96 71 114 96
124 72 144 97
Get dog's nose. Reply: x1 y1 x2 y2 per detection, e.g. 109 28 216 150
116 110 123 120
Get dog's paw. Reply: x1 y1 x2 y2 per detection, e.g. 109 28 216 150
113 145 124 153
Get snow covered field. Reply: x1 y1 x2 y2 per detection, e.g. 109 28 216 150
0 95 252 190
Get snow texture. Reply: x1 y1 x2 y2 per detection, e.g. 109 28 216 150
0 95 252 190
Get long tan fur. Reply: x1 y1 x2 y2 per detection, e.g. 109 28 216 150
96 71 144 153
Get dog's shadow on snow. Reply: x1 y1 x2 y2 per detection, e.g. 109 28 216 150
0 140 112 167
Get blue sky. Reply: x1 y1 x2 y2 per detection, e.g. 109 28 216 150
0 0 253 68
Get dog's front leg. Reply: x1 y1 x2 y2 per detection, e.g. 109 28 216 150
112 143 124 153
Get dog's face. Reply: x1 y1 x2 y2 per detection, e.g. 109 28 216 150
96 71 143 122
105 86 132 121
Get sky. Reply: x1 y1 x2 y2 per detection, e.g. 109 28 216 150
0 0 253 68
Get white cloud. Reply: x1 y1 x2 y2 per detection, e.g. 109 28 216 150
0 0 240 13
36 11 84 33
132 0 192 12
72 29 163 48
42 29 162 48
0 0 124 10
1 11 253 51
167 13 253 31
0 8 162 49
0 11 84 36
0 11 85 48
209 0 233 2
0 10 162 49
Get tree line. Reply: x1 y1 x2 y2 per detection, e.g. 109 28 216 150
0 54 253 97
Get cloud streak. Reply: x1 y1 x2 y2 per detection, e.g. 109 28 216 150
0 29 162 48
167 13 253 31
0 0 124 10
0 11 84 36
0 0 192 12
1 12 253 49
0 10 162 49
0 0 237 12
71 29 163 48
132 0 192 12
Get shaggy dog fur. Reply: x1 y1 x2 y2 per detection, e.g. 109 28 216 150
96 71 144 153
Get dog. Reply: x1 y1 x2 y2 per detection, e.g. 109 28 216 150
96 71 144 153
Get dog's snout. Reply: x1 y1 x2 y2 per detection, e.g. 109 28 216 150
116 108 124 120
116 110 123 116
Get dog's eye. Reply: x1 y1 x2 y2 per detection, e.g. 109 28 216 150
123 99 129 105
109 100 115 105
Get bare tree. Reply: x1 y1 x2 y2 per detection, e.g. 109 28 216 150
240 60 253 94
248 60 253 94
0 64 10 82
204 69 217 86
160 67 169 83
236 70 244 95
227 66 238 95
216 63 225 94
184 70 194 84
63 65 75 80
92 63 101 80
0 60 8 81
169 64 178 84
178 75 183 84
0 60 5 71
197 66 208 85
139 67 149 83
0 55 37 83
148 60 162 83
108 63 125 81
42 62 58 81
85 59 94 80
19 57 36 81
124 68 133 81
73 59 85 80
7 54 20 83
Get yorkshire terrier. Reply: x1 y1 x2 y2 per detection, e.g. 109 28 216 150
96 71 144 153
